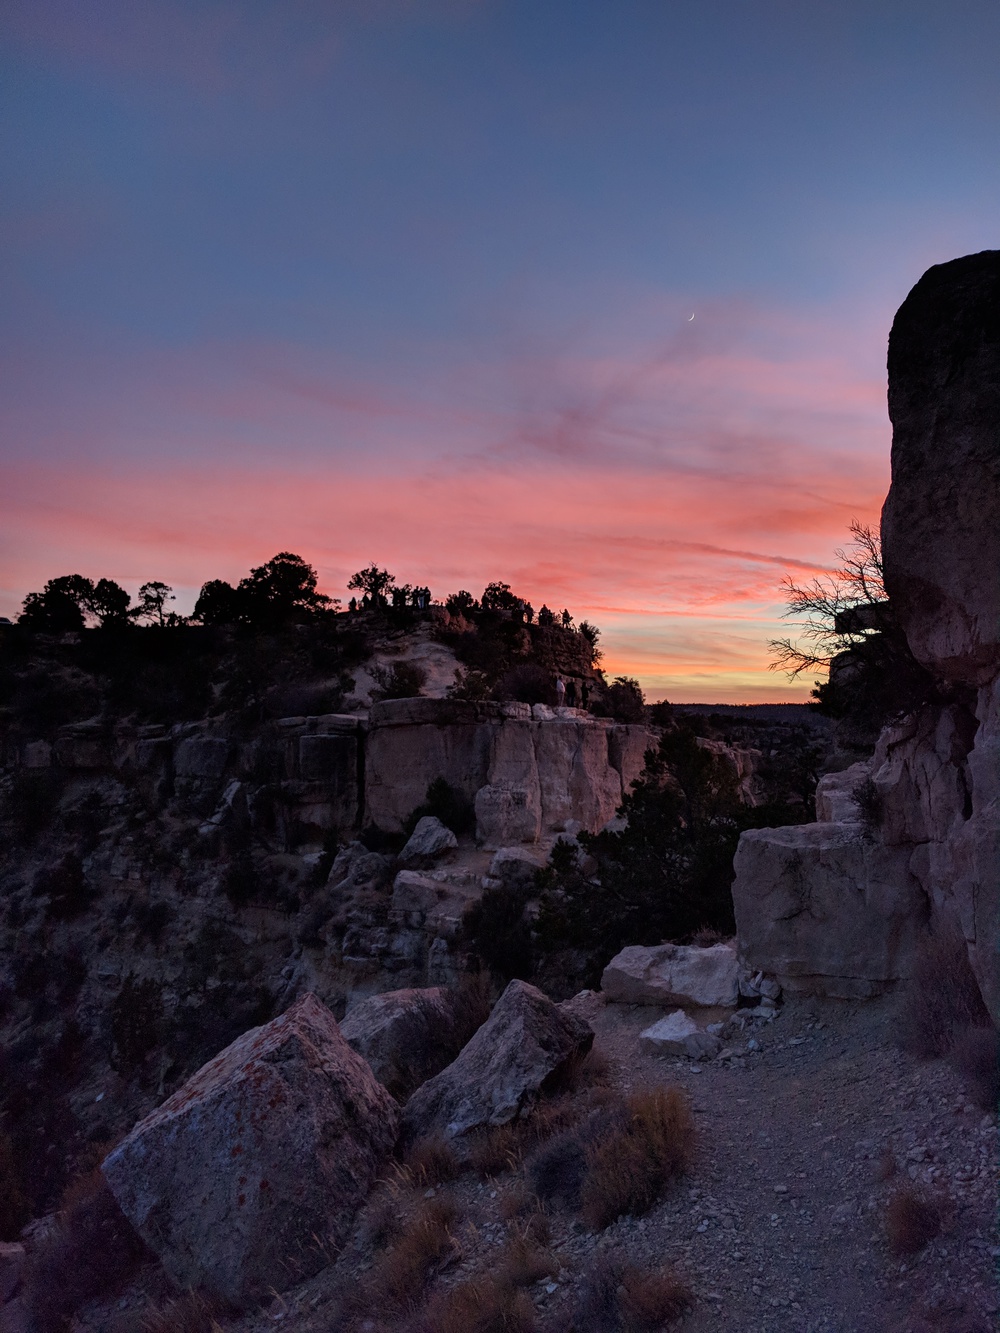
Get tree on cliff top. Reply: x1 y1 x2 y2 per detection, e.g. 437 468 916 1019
770 521 939 734
347 564 395 604
194 553 334 628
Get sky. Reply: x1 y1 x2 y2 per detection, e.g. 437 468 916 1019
2 1 999 701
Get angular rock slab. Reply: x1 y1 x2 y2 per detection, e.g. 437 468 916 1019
340 986 459 1096
732 823 925 998
601 942 739 1008
398 815 458 866
639 1010 721 1060
402 979 593 1141
102 993 399 1305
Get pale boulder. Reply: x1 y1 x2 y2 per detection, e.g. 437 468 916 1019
102 994 399 1305
398 816 458 866
402 979 593 1141
639 1011 721 1060
601 942 739 1008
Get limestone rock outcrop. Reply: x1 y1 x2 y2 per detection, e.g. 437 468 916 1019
102 994 399 1304
365 698 654 842
401 979 593 1141
340 986 462 1096
733 251 1000 1018
398 816 458 866
639 1010 721 1059
601 943 739 1007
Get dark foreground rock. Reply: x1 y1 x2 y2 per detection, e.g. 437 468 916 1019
402 978 593 1141
101 993 399 1305
339 986 460 1097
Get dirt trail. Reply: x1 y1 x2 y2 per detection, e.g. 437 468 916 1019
579 992 999 1332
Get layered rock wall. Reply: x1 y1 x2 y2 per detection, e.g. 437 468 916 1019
732 251 1000 1018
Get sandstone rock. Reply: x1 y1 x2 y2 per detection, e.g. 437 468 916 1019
173 736 229 782
883 250 1000 685
399 816 458 866
601 942 739 1007
639 1011 722 1060
814 762 871 823
365 699 496 831
475 783 540 848
102 994 398 1304
731 823 925 998
402 979 593 1140
390 869 477 940
485 845 547 889
340 986 459 1096
327 842 392 894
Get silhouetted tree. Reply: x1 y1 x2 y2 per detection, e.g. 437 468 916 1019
446 590 478 616
348 564 395 604
194 554 333 628
604 675 645 722
192 579 243 626
19 574 132 631
481 582 521 614
578 620 602 664
770 521 940 737
131 581 175 626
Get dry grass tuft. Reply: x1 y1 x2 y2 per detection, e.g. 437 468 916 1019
885 1185 942 1256
415 1275 537 1333
351 1194 461 1319
898 932 990 1060
405 1134 461 1188
357 1190 403 1251
580 1088 694 1230
465 1094 585 1180
571 1255 692 1331
448 971 496 1048
141 1290 232 1333
498 1232 558 1289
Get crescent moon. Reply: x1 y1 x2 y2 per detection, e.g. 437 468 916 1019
688 313 695 321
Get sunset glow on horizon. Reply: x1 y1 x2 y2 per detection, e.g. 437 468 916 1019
3 2 999 701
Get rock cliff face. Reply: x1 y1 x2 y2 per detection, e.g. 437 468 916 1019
364 698 655 842
733 251 1000 1019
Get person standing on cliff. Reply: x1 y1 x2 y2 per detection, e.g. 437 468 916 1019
555 676 566 707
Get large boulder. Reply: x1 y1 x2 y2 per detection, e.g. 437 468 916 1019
732 824 926 998
398 816 458 866
402 979 593 1141
340 986 460 1097
882 250 1000 685
101 994 399 1306
601 942 739 1007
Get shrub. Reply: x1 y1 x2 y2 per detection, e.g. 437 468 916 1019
109 976 162 1076
21 1172 151 1333
580 1088 694 1230
571 1255 692 1332
496 663 551 706
885 1185 941 1256
371 660 427 701
527 1129 589 1210
899 932 990 1060
949 1025 1000 1110
851 775 883 840
462 883 535 983
33 854 94 921
404 777 476 838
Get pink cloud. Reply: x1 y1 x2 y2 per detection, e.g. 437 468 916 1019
0 296 890 701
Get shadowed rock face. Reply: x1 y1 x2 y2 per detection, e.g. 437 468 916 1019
733 252 1000 1019
883 249 1000 684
